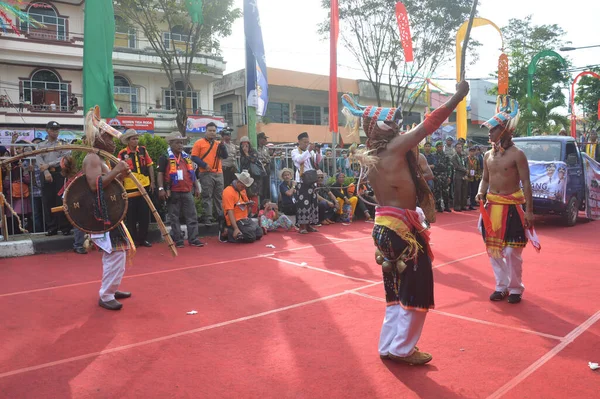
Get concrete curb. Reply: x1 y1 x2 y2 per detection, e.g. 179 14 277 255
0 223 221 259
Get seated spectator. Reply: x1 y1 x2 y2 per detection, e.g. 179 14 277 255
330 173 358 222
315 170 338 225
221 170 263 243
278 167 296 216
356 179 375 221
258 199 293 234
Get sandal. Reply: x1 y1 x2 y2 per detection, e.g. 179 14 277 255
299 229 309 234
307 226 319 232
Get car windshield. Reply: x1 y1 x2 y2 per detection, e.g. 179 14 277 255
514 140 562 162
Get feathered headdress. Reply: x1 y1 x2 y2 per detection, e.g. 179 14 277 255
482 96 520 153
342 93 402 150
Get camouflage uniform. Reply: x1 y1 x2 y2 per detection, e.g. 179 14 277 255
433 151 453 211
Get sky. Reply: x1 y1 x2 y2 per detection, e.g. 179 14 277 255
219 0 600 95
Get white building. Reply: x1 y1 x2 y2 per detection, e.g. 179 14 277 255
0 0 225 144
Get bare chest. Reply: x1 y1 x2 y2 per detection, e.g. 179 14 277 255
487 153 516 173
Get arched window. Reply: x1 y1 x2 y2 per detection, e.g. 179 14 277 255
23 2 67 41
164 81 199 113
113 75 139 114
22 69 68 111
114 15 136 49
163 25 190 51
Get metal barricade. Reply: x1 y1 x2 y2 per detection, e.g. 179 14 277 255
1 144 46 237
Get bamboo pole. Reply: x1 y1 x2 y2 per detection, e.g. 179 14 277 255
0 145 178 257
0 166 8 241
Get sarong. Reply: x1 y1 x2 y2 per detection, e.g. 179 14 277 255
479 190 540 259
372 206 434 312
295 182 318 225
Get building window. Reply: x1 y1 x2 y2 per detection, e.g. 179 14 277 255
164 81 199 113
114 16 136 49
22 3 67 41
114 75 139 113
265 102 289 123
22 69 68 111
220 103 233 126
295 105 321 125
163 25 190 52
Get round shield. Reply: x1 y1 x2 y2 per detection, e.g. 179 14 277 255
63 175 128 234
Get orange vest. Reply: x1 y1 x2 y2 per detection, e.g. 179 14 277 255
192 138 222 173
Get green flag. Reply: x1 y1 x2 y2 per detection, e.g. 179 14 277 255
83 0 118 118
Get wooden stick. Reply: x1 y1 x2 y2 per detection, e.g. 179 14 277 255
1 145 178 257
460 0 479 81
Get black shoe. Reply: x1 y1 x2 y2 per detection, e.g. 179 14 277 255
61 229 72 236
176 241 185 248
507 294 522 304
99 299 122 310
444 209 452 213
454 209 462 212
219 233 228 243
468 207 475 211
189 239 205 247
137 241 152 248
45 229 58 236
490 291 508 301
73 247 88 255
114 291 131 299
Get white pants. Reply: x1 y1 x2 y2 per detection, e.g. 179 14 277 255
489 247 524 295
99 251 126 302
379 305 427 357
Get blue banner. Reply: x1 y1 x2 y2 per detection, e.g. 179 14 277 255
244 0 268 116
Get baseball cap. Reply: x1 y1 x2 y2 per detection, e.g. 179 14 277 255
46 121 60 130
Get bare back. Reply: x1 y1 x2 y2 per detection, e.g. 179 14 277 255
483 146 527 195
82 153 110 191
369 150 417 210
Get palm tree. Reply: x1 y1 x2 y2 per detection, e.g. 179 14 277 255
518 98 570 136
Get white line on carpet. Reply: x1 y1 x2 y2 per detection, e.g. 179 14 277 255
486 310 600 399
267 257 378 284
0 281 381 380
349 291 565 341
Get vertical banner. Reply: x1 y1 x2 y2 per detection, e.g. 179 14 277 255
329 0 339 138
83 0 118 118
395 2 414 62
244 0 268 117
582 153 600 220
497 53 509 95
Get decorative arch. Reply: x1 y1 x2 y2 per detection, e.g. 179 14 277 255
455 18 504 140
570 71 600 138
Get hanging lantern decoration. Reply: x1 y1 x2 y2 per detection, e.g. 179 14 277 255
498 52 509 95
395 2 414 62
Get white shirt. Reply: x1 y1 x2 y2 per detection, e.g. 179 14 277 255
291 147 316 182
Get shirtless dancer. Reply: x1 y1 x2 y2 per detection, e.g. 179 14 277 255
356 81 469 365
476 98 537 304
82 112 133 311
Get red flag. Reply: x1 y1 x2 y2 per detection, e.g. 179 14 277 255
597 100 600 120
329 0 339 139
395 2 414 62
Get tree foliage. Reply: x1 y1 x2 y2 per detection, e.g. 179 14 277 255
114 0 241 134
574 68 600 132
500 16 571 104
517 97 569 136
319 0 473 109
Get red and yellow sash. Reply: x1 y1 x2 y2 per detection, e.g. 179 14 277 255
480 190 525 258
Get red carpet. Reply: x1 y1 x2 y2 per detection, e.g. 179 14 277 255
0 212 598 398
